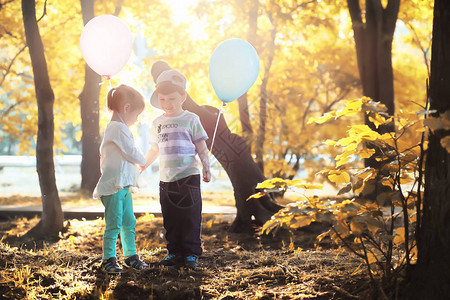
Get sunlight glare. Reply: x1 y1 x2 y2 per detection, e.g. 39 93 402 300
166 0 207 39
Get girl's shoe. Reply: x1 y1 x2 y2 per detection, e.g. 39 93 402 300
102 257 123 274
185 255 199 270
159 254 183 267
124 254 149 270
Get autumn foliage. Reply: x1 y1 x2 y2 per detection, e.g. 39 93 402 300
253 95 447 291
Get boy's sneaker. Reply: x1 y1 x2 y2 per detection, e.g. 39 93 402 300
124 254 149 270
159 254 182 267
185 255 199 270
102 257 123 274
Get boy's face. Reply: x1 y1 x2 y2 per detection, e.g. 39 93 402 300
157 91 186 117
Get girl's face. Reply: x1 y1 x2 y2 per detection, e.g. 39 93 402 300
122 104 142 127
157 91 186 117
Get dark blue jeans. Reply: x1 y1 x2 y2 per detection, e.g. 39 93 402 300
159 174 203 256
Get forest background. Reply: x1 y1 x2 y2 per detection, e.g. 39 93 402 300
0 0 432 181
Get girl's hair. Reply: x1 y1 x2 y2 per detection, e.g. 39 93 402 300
107 84 145 112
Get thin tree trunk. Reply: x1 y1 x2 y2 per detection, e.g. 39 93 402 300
410 0 450 297
22 0 63 236
151 61 282 233
254 14 276 174
79 0 101 193
236 0 258 141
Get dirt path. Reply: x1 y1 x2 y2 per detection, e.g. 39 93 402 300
0 214 371 299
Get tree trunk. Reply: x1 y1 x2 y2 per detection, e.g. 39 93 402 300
236 0 258 141
347 0 398 124
410 1 450 298
254 14 276 174
22 0 63 236
347 0 399 201
347 0 399 167
79 0 101 193
151 61 282 233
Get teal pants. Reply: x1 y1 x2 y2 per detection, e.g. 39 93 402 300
101 187 137 260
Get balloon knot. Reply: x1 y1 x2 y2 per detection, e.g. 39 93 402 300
99 75 112 86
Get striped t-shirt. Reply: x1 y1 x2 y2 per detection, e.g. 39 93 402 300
150 111 208 182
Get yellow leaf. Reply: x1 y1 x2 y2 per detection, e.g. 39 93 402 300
349 125 379 141
343 142 359 152
316 230 330 243
350 220 364 236
379 133 393 141
393 227 406 246
368 113 388 129
292 182 323 190
328 171 350 184
247 192 266 201
262 220 279 234
345 99 364 111
358 148 376 159
336 136 357 147
336 155 352 167
367 252 378 264
75 130 82 142
335 150 354 161
291 215 313 229
325 139 337 146
380 177 393 187
256 178 286 189
353 179 365 194
308 112 335 124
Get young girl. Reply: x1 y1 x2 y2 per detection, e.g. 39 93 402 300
93 84 149 274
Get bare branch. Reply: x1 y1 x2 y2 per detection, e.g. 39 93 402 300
0 45 27 87
113 0 124 16
36 0 48 23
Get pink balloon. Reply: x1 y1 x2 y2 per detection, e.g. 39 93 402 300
80 15 132 78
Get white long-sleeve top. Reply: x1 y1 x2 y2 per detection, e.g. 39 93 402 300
93 121 146 199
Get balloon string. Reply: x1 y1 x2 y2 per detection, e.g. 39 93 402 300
209 103 227 155
99 75 112 87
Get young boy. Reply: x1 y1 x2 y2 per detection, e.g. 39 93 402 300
141 69 211 270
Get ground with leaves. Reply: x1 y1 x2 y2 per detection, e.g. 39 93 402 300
0 208 377 300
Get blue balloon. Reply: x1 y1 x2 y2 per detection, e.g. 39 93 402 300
209 38 260 103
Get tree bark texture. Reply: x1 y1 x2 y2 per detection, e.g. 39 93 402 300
22 0 63 235
410 1 450 298
79 0 101 193
151 61 282 233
